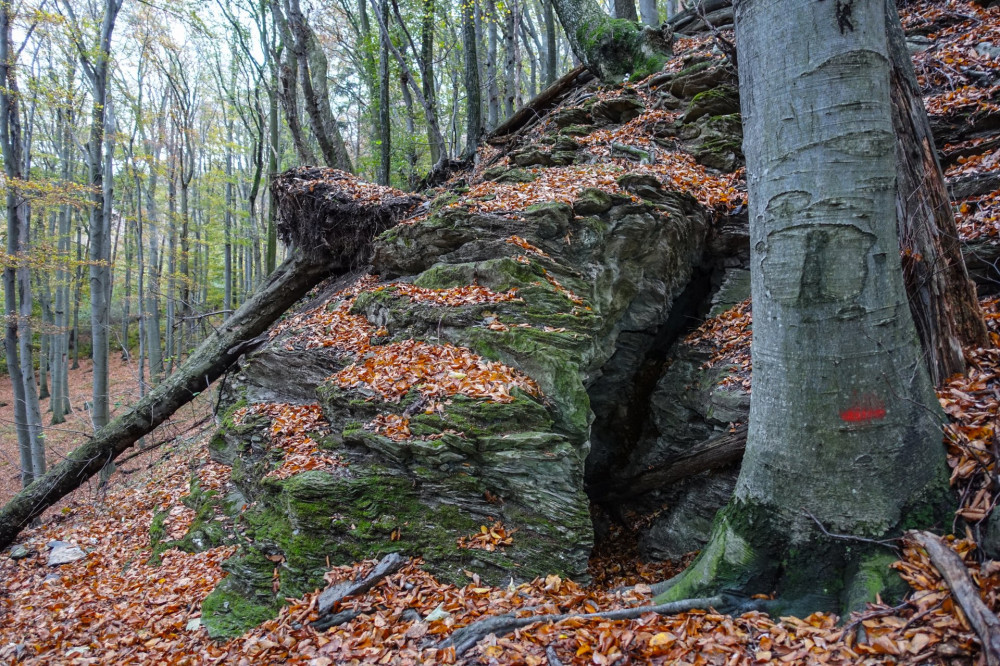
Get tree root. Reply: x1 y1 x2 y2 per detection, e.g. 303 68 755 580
439 593 767 656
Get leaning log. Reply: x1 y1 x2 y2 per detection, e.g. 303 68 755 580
0 168 420 551
486 65 590 143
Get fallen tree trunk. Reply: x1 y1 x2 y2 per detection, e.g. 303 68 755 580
0 168 420 551
912 531 1000 666
486 65 590 143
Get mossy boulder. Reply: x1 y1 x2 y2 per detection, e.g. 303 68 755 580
683 84 740 123
573 188 614 216
204 166 712 635
687 114 744 172
495 168 538 184
591 94 645 125
552 107 592 127
512 148 554 167
668 60 732 98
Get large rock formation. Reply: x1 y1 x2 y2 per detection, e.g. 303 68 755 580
163 45 756 639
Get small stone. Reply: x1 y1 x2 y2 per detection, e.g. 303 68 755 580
9 545 30 560
976 41 1000 60
47 543 86 566
186 618 202 631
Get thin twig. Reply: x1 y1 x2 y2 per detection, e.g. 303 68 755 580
802 508 900 549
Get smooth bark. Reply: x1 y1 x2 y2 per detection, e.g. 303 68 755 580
660 0 949 614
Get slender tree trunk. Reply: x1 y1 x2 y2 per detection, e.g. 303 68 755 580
71 221 83 370
486 0 500 129
266 82 278 274
373 0 448 173
144 137 164 383
273 11 318 167
121 205 132 358
377 0 392 185
0 4 33 486
400 72 418 185
166 153 177 374
503 0 520 118
420 0 441 165
76 0 123 430
18 206 45 477
659 0 949 616
283 0 354 172
462 0 483 157
225 119 234 316
544 0 557 86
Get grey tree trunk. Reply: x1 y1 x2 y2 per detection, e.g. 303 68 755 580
543 0 557 86
71 0 123 430
486 0 500 129
377 0 391 185
614 0 638 21
639 0 657 25
143 119 165 383
0 3 34 487
225 118 234 315
71 220 83 370
502 0 520 118
462 0 483 157
266 77 279 275
420 0 442 165
18 209 44 478
273 8 318 167
659 0 950 616
284 0 354 172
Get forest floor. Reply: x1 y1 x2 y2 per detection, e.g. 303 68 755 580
3 0 1000 663
0 356 215 508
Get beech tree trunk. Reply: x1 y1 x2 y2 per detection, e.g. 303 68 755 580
284 0 354 172
639 0 658 26
462 0 483 157
659 0 950 615
376 0 391 184
614 0 638 21
543 0 558 86
1 2 34 487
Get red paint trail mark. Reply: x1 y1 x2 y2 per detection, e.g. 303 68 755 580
839 406 887 423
